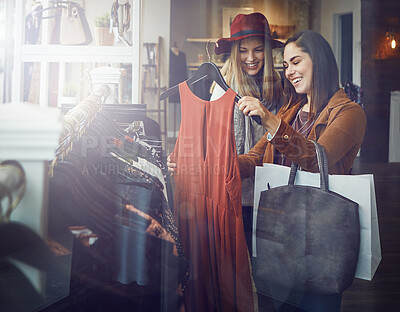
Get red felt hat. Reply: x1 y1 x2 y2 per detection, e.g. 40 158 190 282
215 12 284 55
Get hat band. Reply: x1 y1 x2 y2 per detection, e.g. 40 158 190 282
231 29 267 38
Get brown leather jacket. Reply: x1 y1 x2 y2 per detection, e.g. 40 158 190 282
238 88 367 178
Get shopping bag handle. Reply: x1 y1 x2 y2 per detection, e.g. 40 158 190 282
288 140 329 192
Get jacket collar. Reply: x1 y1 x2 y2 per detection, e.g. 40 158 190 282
314 88 351 125
279 88 351 124
326 88 351 110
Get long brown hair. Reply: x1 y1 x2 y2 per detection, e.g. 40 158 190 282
282 30 340 118
214 36 282 104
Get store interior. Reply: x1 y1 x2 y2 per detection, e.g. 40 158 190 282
0 0 399 311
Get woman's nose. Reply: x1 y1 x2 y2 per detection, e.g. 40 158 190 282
247 51 255 61
286 64 294 76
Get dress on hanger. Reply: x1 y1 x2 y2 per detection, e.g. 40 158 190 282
171 81 254 312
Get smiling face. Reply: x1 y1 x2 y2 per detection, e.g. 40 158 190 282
239 36 265 76
283 42 313 98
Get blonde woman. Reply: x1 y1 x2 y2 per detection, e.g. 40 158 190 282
212 12 283 156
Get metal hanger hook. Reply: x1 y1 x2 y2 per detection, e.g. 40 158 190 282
206 40 212 62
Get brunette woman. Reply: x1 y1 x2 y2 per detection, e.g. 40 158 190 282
236 30 366 312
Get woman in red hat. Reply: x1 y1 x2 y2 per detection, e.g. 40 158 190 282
211 12 284 256
212 13 284 153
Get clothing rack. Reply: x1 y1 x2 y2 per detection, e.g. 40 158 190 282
59 85 111 149
48 92 186 311
61 103 147 124
52 85 111 173
61 103 161 141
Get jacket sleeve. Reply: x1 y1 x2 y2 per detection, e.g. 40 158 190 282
238 133 269 178
271 103 366 173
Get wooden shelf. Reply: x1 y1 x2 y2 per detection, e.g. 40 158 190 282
188 62 225 69
186 38 218 43
20 45 135 63
142 64 157 68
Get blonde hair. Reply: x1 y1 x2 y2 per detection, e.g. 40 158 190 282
212 37 282 104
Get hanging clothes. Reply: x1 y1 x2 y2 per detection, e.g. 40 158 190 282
171 81 254 312
49 109 188 311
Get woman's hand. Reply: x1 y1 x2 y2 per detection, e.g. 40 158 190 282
237 96 269 126
167 155 177 176
237 96 280 134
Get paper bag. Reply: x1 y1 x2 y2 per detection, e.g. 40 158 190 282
253 163 381 281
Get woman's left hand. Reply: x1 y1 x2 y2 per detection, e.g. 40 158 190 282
167 155 177 176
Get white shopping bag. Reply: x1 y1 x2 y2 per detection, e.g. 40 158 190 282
252 163 381 281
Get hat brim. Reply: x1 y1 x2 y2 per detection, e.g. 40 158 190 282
214 34 284 55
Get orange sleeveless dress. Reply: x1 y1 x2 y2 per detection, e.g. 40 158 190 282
171 81 254 312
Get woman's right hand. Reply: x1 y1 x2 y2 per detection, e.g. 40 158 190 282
167 155 177 176
237 96 281 134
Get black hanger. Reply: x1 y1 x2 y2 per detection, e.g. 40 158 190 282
160 62 261 125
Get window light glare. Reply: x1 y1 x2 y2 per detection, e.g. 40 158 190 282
391 39 396 49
